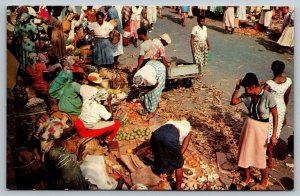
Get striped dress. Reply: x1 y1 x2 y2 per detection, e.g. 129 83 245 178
141 60 166 113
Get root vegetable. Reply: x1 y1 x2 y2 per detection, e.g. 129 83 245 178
181 183 185 189
193 183 198 189
187 182 194 188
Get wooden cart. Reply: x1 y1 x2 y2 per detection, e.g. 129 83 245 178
166 63 201 88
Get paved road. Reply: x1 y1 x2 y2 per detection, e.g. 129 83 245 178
120 7 294 142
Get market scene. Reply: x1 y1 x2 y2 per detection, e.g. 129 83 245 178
6 5 294 191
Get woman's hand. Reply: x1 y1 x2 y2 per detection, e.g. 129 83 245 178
109 29 115 39
235 79 242 90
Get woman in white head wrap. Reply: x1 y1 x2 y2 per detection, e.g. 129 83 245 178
75 88 121 141
132 60 166 119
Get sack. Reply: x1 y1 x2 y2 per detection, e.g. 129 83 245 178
110 30 120 44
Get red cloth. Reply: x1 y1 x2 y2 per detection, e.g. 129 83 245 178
38 6 49 20
74 118 120 141
26 62 50 95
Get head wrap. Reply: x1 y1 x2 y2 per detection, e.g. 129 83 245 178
28 53 38 70
133 75 144 86
90 89 109 104
20 13 30 22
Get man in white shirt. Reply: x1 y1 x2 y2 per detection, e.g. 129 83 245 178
136 27 153 71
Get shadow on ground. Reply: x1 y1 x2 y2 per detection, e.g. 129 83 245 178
163 14 182 26
255 37 284 53
206 24 225 33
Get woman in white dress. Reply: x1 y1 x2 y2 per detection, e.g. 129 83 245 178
264 60 292 168
277 10 294 49
223 6 235 33
146 6 157 31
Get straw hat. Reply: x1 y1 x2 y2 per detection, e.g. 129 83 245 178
88 72 102 84
160 33 172 44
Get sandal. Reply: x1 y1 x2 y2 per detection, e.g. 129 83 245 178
237 181 250 190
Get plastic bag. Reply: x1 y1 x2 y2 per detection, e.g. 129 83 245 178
80 155 117 190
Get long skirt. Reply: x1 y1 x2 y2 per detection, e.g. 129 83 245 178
259 10 273 27
193 40 208 68
130 19 140 39
93 38 114 66
150 124 184 175
147 6 157 24
75 118 120 141
112 34 124 57
223 7 235 28
237 117 269 169
237 6 247 21
141 60 166 113
277 26 294 47
268 100 287 143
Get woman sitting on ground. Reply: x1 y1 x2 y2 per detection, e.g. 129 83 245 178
75 88 120 142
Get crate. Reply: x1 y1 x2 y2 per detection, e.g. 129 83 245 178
167 63 200 79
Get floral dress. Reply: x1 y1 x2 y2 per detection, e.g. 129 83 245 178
267 77 292 142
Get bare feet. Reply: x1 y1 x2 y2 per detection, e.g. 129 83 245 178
236 180 250 190
250 182 268 190
146 111 157 120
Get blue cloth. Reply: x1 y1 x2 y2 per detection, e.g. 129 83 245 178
108 7 122 33
93 38 114 66
141 60 166 113
150 124 184 174
181 6 190 13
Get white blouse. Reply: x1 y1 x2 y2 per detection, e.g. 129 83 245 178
89 21 114 38
131 6 143 21
134 63 157 86
191 25 208 42
166 120 191 145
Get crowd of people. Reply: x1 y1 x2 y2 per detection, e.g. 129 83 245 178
6 5 293 191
